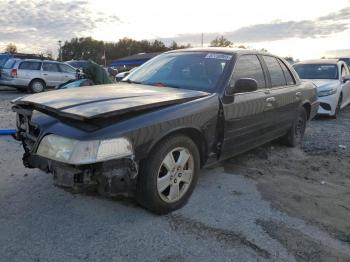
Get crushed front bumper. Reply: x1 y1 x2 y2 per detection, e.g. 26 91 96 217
23 153 138 196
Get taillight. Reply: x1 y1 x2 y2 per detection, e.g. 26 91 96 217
11 69 17 78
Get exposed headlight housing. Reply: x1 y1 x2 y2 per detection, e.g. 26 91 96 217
318 88 337 97
37 134 133 164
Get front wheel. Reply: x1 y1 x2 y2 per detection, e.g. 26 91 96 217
136 135 200 214
281 107 307 147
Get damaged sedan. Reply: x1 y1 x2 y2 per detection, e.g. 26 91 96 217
12 48 319 214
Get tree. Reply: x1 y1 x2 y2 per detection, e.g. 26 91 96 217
283 56 295 64
61 37 172 65
210 36 233 47
5 43 17 53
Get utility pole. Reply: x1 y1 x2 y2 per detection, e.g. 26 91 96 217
58 40 62 61
201 33 204 47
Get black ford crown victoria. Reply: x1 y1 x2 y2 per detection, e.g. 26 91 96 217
12 48 318 214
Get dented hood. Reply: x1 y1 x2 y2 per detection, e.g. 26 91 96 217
13 83 210 121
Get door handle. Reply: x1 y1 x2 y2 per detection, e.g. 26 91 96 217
266 97 276 103
266 97 276 107
43 73 48 76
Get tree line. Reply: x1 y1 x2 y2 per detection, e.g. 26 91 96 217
60 37 192 65
3 36 297 65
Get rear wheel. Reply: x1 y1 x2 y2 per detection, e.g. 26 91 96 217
281 107 307 147
29 79 45 93
136 135 200 214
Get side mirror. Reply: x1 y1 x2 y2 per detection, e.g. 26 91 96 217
342 75 350 83
227 78 258 95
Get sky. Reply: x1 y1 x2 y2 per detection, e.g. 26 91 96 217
0 0 350 60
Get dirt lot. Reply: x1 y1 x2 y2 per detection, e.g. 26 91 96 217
0 88 349 261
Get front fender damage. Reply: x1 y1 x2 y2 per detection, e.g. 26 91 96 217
28 154 139 197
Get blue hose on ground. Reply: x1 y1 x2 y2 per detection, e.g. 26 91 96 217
0 129 16 135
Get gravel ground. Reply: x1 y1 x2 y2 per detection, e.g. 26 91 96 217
0 89 349 262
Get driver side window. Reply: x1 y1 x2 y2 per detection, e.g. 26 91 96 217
230 55 266 89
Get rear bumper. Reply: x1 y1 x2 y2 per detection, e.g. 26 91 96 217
0 78 27 89
24 153 138 196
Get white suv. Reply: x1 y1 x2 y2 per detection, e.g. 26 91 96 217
0 59 77 92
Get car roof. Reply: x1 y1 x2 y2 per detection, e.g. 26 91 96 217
294 59 340 65
166 47 271 56
21 59 59 63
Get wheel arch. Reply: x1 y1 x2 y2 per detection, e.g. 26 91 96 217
146 127 208 167
29 78 47 87
302 102 311 120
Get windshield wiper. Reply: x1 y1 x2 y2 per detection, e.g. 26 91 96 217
147 82 182 89
120 79 142 84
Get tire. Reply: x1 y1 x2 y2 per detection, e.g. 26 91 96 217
332 94 342 119
29 79 46 93
136 135 200 214
281 107 307 147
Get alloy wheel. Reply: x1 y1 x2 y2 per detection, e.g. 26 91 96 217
157 147 194 203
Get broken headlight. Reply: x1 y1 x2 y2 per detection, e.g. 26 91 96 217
37 134 133 164
318 88 337 97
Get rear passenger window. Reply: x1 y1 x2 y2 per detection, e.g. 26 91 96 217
278 60 295 85
263 56 286 87
19 61 41 70
43 63 60 72
231 55 266 89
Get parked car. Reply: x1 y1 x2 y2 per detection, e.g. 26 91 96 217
115 67 138 82
0 52 51 69
0 59 76 92
293 59 350 118
12 48 318 214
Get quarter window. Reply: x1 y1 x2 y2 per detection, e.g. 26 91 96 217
19 61 41 70
263 56 286 87
231 55 266 89
42 63 60 72
278 60 295 85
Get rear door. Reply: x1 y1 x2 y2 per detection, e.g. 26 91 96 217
42 62 63 87
17 61 42 86
261 55 300 133
340 63 350 106
220 54 272 159
58 63 76 83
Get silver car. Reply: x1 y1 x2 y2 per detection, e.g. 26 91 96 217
0 59 77 92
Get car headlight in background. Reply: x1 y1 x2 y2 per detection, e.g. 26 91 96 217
318 88 337 97
37 134 133 164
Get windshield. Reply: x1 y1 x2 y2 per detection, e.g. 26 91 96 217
124 52 232 92
293 64 338 80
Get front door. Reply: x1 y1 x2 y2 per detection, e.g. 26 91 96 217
220 54 273 159
42 62 62 87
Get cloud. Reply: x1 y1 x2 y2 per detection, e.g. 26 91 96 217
158 7 350 45
0 0 121 53
318 7 350 21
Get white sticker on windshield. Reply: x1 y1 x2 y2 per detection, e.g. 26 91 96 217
205 53 232 60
